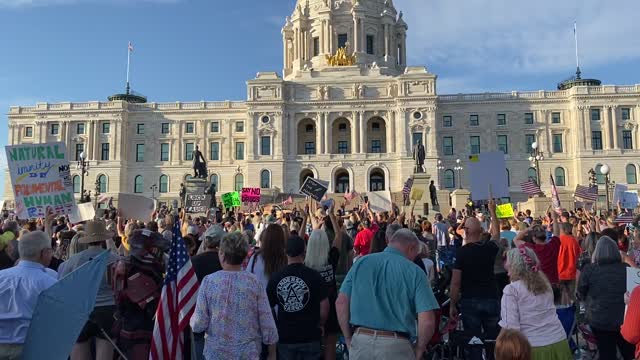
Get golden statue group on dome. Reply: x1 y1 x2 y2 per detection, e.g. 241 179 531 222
325 46 356 66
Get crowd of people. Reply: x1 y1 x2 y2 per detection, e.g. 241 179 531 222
0 195 639 360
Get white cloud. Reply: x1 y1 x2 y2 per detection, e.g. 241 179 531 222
0 0 179 8
398 0 640 75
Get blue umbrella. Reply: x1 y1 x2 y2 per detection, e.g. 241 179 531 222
23 250 110 360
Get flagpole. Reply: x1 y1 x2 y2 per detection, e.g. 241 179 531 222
126 42 131 95
574 21 581 79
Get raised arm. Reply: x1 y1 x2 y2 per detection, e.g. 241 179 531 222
488 198 500 241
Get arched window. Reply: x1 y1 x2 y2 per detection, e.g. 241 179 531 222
159 175 169 193
97 174 107 193
72 175 80 194
335 170 349 193
527 167 538 183
369 169 385 191
300 170 314 188
210 174 219 191
234 174 244 192
134 175 144 194
555 167 566 187
444 170 455 189
627 164 638 184
595 164 605 185
260 170 271 189
506 169 510 187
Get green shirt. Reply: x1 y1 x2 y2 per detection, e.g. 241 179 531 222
339 246 439 338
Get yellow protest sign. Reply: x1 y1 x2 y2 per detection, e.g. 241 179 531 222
496 203 515 219
410 188 424 201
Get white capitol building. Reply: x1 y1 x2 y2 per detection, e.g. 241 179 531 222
6 0 640 209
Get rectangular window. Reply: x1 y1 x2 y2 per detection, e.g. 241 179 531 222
443 116 453 127
372 122 381 132
443 136 454 155
24 126 33 138
260 136 271 156
412 132 423 146
77 123 85 134
137 123 144 135
622 108 631 121
470 136 480 154
623 130 633 150
50 123 59 135
591 108 601 121
235 122 244 132
371 140 382 153
136 144 144 162
366 35 374 55
210 121 220 133
497 135 508 154
235 142 245 160
338 141 348 154
552 112 561 124
469 114 479 126
210 142 220 160
592 131 603 150
338 33 348 49
185 143 194 161
102 122 110 134
313 37 320 57
160 143 170 161
552 134 563 153
75 143 84 161
524 113 534 124
304 142 315 154
161 123 170 134
525 134 536 150
185 122 195 134
497 113 506 126
101 143 110 161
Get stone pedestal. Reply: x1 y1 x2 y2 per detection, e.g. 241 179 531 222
410 173 431 216
517 195 550 218
451 188 471 212
435 190 452 215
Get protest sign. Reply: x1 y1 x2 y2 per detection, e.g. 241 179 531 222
468 152 509 201
117 193 155 221
68 202 96 223
621 191 639 210
221 192 241 209
320 198 335 209
410 187 424 201
496 203 515 219
5 142 77 219
367 191 392 213
627 267 640 293
241 188 261 203
185 194 210 214
300 177 329 202
613 183 628 206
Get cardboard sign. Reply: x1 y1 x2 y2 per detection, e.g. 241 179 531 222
410 187 424 201
367 191 392 213
117 193 155 221
627 267 640 293
496 203 515 219
241 188 261 203
5 142 77 219
300 177 329 202
68 202 96 223
621 191 639 210
468 152 510 201
613 184 628 206
221 192 241 209
185 194 211 214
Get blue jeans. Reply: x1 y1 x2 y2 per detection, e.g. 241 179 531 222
460 297 500 360
193 332 205 360
277 341 322 360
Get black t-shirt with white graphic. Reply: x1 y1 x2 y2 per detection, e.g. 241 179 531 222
267 263 328 344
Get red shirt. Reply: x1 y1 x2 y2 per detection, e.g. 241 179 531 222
621 286 640 359
354 228 375 256
525 236 560 285
558 234 581 281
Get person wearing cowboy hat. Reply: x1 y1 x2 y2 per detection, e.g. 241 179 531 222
58 220 120 360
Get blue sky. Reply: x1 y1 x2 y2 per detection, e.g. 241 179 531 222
1 0 639 196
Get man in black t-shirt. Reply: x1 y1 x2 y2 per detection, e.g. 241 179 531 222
267 235 329 360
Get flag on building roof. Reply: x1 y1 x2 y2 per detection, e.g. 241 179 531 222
549 174 562 214
128 41 134 52
575 185 599 202
520 179 542 196
150 221 199 360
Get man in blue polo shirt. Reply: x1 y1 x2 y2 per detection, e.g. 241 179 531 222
336 229 438 359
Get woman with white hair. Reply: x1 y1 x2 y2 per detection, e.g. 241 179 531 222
499 246 571 359
577 236 635 360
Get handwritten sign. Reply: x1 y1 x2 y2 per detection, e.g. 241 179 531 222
410 187 424 201
241 188 261 203
300 177 329 202
185 194 210 214
5 142 77 219
221 192 241 209
496 203 515 219
627 267 640 293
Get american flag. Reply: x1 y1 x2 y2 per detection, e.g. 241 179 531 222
575 185 599 202
281 195 293 206
344 186 358 203
616 213 635 224
150 221 199 360
402 177 414 205
520 179 542 196
128 41 134 52
549 174 562 214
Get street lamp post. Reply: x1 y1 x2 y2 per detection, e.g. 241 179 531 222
528 142 544 187
588 168 598 187
437 160 445 189
150 184 158 201
94 178 101 208
76 152 89 204
454 159 463 189
600 164 615 212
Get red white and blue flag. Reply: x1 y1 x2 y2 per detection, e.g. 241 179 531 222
520 179 542 196
128 41 134 52
549 174 562 214
575 185 599 202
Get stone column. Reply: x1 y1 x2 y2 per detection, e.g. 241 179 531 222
275 113 283 159
359 112 366 154
602 106 611 150
316 114 324 154
351 112 358 154
611 106 619 150
323 113 330 155
583 107 592 150
385 113 393 154
112 120 119 161
353 17 359 52
384 24 390 57
388 111 396 153
395 109 407 156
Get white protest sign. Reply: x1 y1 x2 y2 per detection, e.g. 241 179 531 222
613 184 628 206
468 152 509 201
68 202 96 224
367 191 392 213
621 191 639 210
627 267 640 293
0 200 5 211
117 193 155 221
